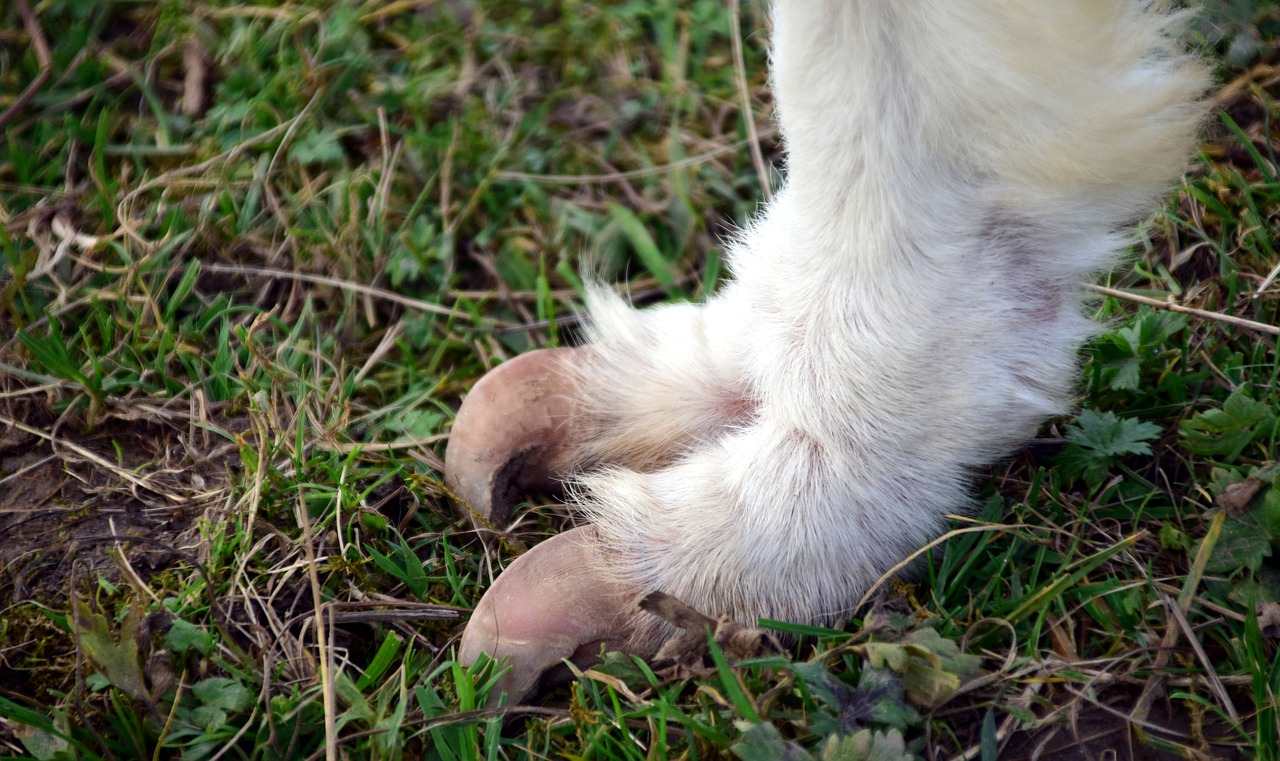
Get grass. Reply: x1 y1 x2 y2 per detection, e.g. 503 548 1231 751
0 0 1278 758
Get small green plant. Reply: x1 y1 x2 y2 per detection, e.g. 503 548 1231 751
729 615 982 761
1181 389 1279 462
1090 309 1189 394
1055 408 1163 487
368 534 433 600
1198 466 1280 588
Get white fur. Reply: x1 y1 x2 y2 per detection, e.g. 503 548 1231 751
567 0 1207 627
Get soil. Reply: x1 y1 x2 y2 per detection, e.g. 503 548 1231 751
1002 696 1249 760
0 402 240 700
0 415 231 599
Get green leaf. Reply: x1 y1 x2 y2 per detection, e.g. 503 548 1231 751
709 637 761 722
1093 309 1187 392
385 408 442 439
387 247 425 288
191 705 228 731
290 130 344 164
164 258 202 322
84 673 111 691
1262 486 1280 538
607 202 676 292
731 722 811 761
898 656 961 708
72 603 147 700
1200 473 1280 576
1180 390 1276 460
12 721 73 761
18 325 93 391
863 627 980 708
165 619 214 655
0 696 80 761
1056 409 1162 484
1005 533 1142 623
1065 409 1162 456
193 677 253 712
863 642 909 673
820 729 913 761
1202 515 1273 574
367 535 428 599
901 627 982 683
335 671 375 724
856 668 920 731
356 631 404 691
980 709 999 761
361 512 390 531
1159 523 1190 551
1107 354 1143 392
791 660 844 711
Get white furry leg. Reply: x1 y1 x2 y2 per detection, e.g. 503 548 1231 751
451 0 1208 704
575 276 969 630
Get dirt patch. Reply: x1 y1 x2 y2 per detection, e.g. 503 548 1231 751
0 402 242 700
0 411 237 602
996 687 1250 760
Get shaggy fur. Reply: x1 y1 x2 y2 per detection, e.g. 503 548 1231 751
564 0 1207 630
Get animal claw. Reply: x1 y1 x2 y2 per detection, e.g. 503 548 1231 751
444 348 582 529
458 526 657 704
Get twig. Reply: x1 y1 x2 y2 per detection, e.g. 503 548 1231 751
295 492 337 761
1161 591 1240 724
316 433 447 453
0 414 187 503
0 454 57 489
1257 258 1280 297
1133 512 1225 725
490 314 583 335
180 34 208 117
729 0 773 202
494 133 776 185
0 0 53 130
324 607 461 625
0 383 63 401
1085 283 1278 336
199 262 475 321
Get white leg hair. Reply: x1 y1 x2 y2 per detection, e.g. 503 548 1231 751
564 0 1207 627
566 292 753 471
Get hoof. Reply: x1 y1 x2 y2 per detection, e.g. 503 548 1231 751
444 348 583 528
458 526 659 704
